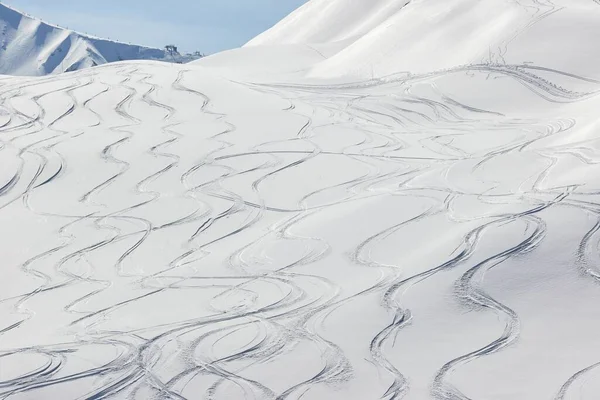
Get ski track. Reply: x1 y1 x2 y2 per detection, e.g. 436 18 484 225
1 33 600 399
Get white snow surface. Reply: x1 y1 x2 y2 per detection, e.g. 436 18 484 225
0 3 167 76
3 0 600 399
245 0 600 79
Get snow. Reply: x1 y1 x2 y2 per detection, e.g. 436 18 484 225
245 0 600 80
2 0 600 399
0 3 194 76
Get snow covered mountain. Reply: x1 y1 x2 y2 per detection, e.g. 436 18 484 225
0 3 174 76
245 0 600 79
3 1 600 399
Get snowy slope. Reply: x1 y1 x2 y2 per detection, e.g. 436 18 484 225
3 1 600 400
245 0 600 79
0 3 168 76
247 0 412 46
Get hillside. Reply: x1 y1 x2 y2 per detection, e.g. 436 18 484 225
2 1 600 399
0 2 194 76
245 0 600 79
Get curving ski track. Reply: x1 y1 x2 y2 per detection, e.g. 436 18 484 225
1 33 600 400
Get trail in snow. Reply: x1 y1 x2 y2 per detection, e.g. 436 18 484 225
2 0 600 399
1 57 600 399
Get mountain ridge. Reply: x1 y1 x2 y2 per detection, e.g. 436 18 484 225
0 2 186 76
244 0 600 80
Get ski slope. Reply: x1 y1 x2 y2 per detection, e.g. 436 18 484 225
0 3 182 76
246 0 600 79
2 0 600 399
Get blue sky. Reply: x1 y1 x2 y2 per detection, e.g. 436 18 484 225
3 0 307 54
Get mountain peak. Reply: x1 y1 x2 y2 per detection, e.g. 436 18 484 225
0 2 167 76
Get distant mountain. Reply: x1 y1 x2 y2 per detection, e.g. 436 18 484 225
0 2 200 76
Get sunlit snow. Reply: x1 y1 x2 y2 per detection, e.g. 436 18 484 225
2 0 600 399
